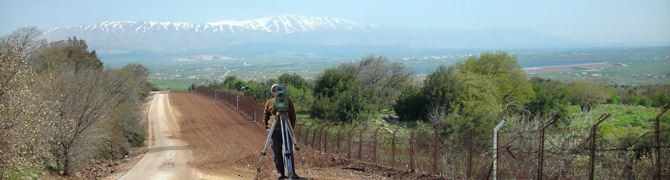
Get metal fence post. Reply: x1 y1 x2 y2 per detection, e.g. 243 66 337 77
493 120 506 180
538 117 557 180
316 126 322 151
433 123 444 174
320 126 325 151
391 127 400 168
312 125 318 148
348 126 354 159
409 127 416 172
337 126 343 153
373 127 382 164
324 125 331 153
304 125 310 147
655 104 668 180
358 126 368 160
589 113 610 180
295 123 301 142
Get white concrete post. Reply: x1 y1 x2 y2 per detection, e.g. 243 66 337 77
493 119 506 180
236 95 240 109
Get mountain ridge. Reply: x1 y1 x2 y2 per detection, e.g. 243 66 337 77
43 15 577 53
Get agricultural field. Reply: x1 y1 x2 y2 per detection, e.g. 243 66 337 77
129 47 669 91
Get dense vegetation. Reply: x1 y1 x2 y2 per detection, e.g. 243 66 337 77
0 27 157 178
210 50 669 173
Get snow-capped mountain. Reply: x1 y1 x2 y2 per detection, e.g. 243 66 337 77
48 16 372 34
43 15 574 53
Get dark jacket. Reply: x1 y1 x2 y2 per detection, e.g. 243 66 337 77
263 98 297 131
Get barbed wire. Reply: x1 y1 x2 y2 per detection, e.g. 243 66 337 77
194 86 669 178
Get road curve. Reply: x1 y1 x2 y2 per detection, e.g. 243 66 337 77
119 93 198 180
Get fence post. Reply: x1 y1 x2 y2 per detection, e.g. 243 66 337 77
589 113 611 180
337 126 343 153
655 104 668 180
302 124 309 146
348 126 354 159
312 125 318 148
358 126 368 160
391 127 400 168
324 125 331 153
409 127 417 172
373 127 382 164
433 123 444 174
492 120 506 180
295 123 301 142
320 126 325 151
316 126 322 151
537 117 557 180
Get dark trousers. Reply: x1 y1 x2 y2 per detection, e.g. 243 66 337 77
271 130 295 175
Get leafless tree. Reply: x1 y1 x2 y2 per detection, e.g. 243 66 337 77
0 26 45 57
337 55 413 109
46 69 114 175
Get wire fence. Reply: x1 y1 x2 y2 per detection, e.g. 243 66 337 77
193 85 670 179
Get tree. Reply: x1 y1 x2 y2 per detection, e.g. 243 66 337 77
244 81 271 99
655 92 670 107
0 46 55 179
608 93 622 105
341 56 412 110
2 35 151 177
0 26 44 57
456 52 532 106
420 66 501 148
638 97 653 107
567 81 611 111
47 69 113 175
335 85 378 123
628 95 640 106
313 68 357 98
311 68 356 121
279 73 309 89
526 84 568 119
394 84 426 121
395 65 500 123
422 65 501 116
312 67 379 122
30 37 102 72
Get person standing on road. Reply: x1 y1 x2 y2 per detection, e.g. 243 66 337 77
264 84 299 179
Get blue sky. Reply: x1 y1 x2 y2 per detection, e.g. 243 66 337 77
1 0 668 45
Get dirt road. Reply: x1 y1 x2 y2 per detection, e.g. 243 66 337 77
121 92 390 180
169 92 389 180
119 93 198 180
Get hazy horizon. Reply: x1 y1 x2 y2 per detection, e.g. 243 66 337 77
1 0 669 46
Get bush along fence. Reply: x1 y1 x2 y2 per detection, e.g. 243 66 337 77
192 85 264 122
193 85 670 179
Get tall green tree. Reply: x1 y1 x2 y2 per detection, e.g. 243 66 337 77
30 37 102 73
311 67 378 122
313 68 357 98
567 81 611 111
456 52 532 107
394 84 426 121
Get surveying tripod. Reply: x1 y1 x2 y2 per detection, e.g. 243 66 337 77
254 111 306 180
